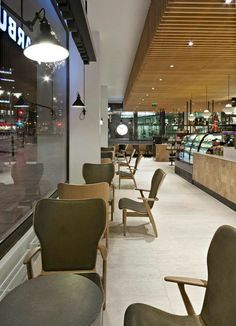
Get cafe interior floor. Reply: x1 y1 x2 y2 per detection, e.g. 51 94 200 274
104 158 236 326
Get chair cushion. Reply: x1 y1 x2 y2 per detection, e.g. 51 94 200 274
116 171 132 177
119 198 147 214
76 273 103 293
124 303 203 326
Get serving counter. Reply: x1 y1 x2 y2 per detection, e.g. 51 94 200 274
192 152 236 210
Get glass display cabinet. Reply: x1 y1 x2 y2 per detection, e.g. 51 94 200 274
179 133 223 164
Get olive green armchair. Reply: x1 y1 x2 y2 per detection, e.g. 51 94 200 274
82 162 115 221
24 198 108 308
117 154 143 189
124 225 236 325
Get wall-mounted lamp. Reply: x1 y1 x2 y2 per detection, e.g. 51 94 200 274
14 95 30 108
72 93 86 120
13 95 54 116
72 93 85 108
22 8 69 63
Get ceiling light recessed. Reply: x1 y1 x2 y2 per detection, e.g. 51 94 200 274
159 78 163 81
188 40 194 47
146 93 149 97
170 64 174 68
151 87 155 90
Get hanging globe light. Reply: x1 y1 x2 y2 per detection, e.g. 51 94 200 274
224 103 233 115
203 109 211 119
223 74 233 115
188 113 195 122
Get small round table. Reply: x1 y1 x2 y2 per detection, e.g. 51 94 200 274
0 274 103 326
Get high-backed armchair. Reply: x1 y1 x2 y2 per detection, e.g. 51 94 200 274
119 168 166 237
124 225 236 325
82 163 115 220
24 198 108 307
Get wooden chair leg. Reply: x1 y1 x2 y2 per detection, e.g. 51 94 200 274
102 259 107 310
145 204 158 237
110 201 114 221
132 175 137 188
123 209 127 236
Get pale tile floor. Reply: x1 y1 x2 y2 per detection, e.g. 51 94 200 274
103 158 236 326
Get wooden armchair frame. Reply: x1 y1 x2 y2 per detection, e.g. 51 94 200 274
117 154 143 189
122 188 159 237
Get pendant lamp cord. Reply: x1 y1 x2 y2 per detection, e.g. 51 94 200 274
228 74 230 101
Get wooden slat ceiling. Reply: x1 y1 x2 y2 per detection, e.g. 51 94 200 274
124 0 236 112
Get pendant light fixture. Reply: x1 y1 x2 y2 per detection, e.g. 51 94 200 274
203 86 211 119
72 93 85 108
14 95 30 108
188 113 195 122
223 74 233 115
23 8 69 63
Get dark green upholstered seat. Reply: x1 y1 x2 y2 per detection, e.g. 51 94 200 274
124 303 202 326
82 163 115 220
124 225 236 326
118 171 133 177
119 198 147 214
118 168 166 237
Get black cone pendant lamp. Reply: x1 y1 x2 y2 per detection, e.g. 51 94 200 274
14 95 30 108
72 93 85 108
24 9 69 63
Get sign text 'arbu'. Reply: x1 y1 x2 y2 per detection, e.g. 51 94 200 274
0 5 31 50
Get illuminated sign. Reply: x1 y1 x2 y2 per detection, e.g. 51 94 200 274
0 5 31 49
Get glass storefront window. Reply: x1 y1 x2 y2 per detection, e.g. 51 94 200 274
0 1 68 244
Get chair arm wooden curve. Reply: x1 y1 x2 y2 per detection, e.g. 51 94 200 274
165 276 207 316
98 243 108 261
138 197 159 202
164 276 207 287
23 246 41 280
135 188 150 192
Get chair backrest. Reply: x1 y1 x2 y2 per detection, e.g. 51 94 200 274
101 146 115 152
101 151 114 161
200 225 236 326
58 182 109 203
34 198 106 271
11 163 43 193
128 149 136 163
83 162 115 185
148 169 166 208
133 154 143 175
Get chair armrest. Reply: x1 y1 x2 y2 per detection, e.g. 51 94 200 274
23 246 41 279
23 246 41 265
165 276 207 316
98 243 108 260
164 276 207 288
138 197 159 202
135 188 150 192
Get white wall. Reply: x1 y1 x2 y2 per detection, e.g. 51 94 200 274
100 85 108 147
69 31 103 183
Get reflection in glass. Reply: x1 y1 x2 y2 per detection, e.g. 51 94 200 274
0 1 67 240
